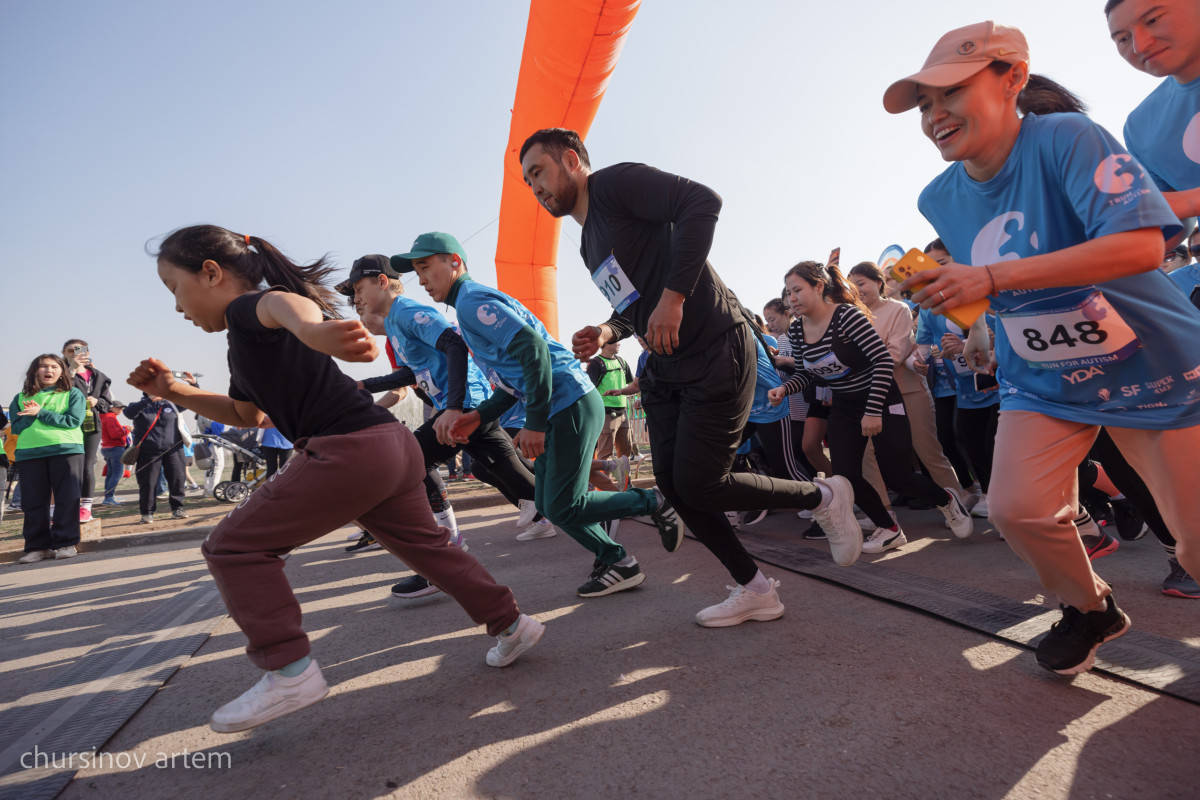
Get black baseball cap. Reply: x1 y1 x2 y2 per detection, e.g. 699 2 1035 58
335 254 401 297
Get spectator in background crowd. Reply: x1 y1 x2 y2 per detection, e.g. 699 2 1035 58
99 400 130 505
588 339 640 469
13 353 86 563
62 339 115 523
125 393 188 523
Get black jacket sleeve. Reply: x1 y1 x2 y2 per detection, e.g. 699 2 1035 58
435 328 471 411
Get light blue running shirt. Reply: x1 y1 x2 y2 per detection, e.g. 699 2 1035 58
385 295 490 411
916 311 999 410
454 279 594 418
750 337 788 424
915 308 961 399
919 112 1200 430
1123 73 1200 195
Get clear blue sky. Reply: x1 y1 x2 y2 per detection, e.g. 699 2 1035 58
0 1 1163 404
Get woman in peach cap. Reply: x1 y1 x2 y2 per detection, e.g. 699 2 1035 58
883 21 1200 675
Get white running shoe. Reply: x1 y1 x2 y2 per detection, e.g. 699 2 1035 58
486 614 545 667
516 499 539 530
797 509 814 520
612 456 631 491
862 526 907 554
54 546 77 559
939 489 974 539
970 493 989 519
516 519 556 541
812 476 862 566
18 550 52 564
695 579 785 627
856 514 874 531
210 660 329 733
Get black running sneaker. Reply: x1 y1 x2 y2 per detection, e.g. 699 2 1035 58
577 560 645 597
346 531 382 553
802 520 827 540
1035 595 1131 674
650 487 683 553
1111 498 1148 541
391 575 441 598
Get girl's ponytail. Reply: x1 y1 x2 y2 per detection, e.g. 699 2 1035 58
988 62 1087 117
154 225 343 319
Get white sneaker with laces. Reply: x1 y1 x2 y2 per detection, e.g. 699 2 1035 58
210 660 329 733
856 514 874 531
862 526 907 554
939 489 974 539
54 546 77 559
612 456 631 491
18 550 52 564
970 493 989 519
695 579 785 627
797 509 814 520
486 614 545 667
812 476 862 566
516 499 539 530
516 518 556 541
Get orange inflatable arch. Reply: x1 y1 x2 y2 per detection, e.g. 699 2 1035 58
495 0 641 339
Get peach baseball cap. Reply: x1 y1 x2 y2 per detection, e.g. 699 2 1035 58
883 21 1029 114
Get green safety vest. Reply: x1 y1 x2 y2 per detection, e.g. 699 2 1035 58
596 356 629 410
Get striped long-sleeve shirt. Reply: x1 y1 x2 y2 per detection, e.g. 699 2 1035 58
782 303 895 417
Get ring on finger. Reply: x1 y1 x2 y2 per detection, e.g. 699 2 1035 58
938 290 946 301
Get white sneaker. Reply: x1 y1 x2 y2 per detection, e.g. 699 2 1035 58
486 614 545 667
725 510 742 529
856 514 874 531
939 489 974 539
862 526 907 554
797 509 814 520
54 546 77 559
812 476 862 566
516 518 556 541
18 550 52 564
210 660 329 733
516 499 539 530
971 493 989 519
695 579 785 627
612 456 631 491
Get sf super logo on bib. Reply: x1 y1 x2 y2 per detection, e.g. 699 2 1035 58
999 291 1140 370
592 255 639 313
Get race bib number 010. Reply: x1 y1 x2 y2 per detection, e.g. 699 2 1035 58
592 255 639 313
999 291 1140 370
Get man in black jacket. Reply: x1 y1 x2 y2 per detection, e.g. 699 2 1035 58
518 129 861 628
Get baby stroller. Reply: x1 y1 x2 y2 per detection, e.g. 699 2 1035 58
193 430 268 503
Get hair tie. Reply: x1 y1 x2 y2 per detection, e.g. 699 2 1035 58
244 234 252 246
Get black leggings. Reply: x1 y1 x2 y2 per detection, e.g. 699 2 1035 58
1089 427 1174 547
954 403 998 493
743 418 813 482
828 388 948 528
933 394 975 487
414 411 535 504
262 446 291 478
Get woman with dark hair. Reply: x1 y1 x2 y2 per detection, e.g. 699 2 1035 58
11 354 86 563
769 261 973 553
62 338 114 522
886 21 1200 673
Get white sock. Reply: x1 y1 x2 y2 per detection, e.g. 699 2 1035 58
815 483 834 509
615 555 636 567
743 570 772 595
434 508 459 543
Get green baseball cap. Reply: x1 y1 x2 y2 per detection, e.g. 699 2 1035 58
390 232 467 274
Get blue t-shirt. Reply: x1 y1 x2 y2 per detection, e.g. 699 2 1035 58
385 295 489 411
1123 74 1200 195
916 312 999 410
920 113 1200 430
498 400 527 430
262 428 292 449
749 337 788 424
914 308 959 399
1167 263 1200 303
453 279 594 418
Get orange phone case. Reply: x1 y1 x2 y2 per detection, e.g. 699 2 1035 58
887 248 990 329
